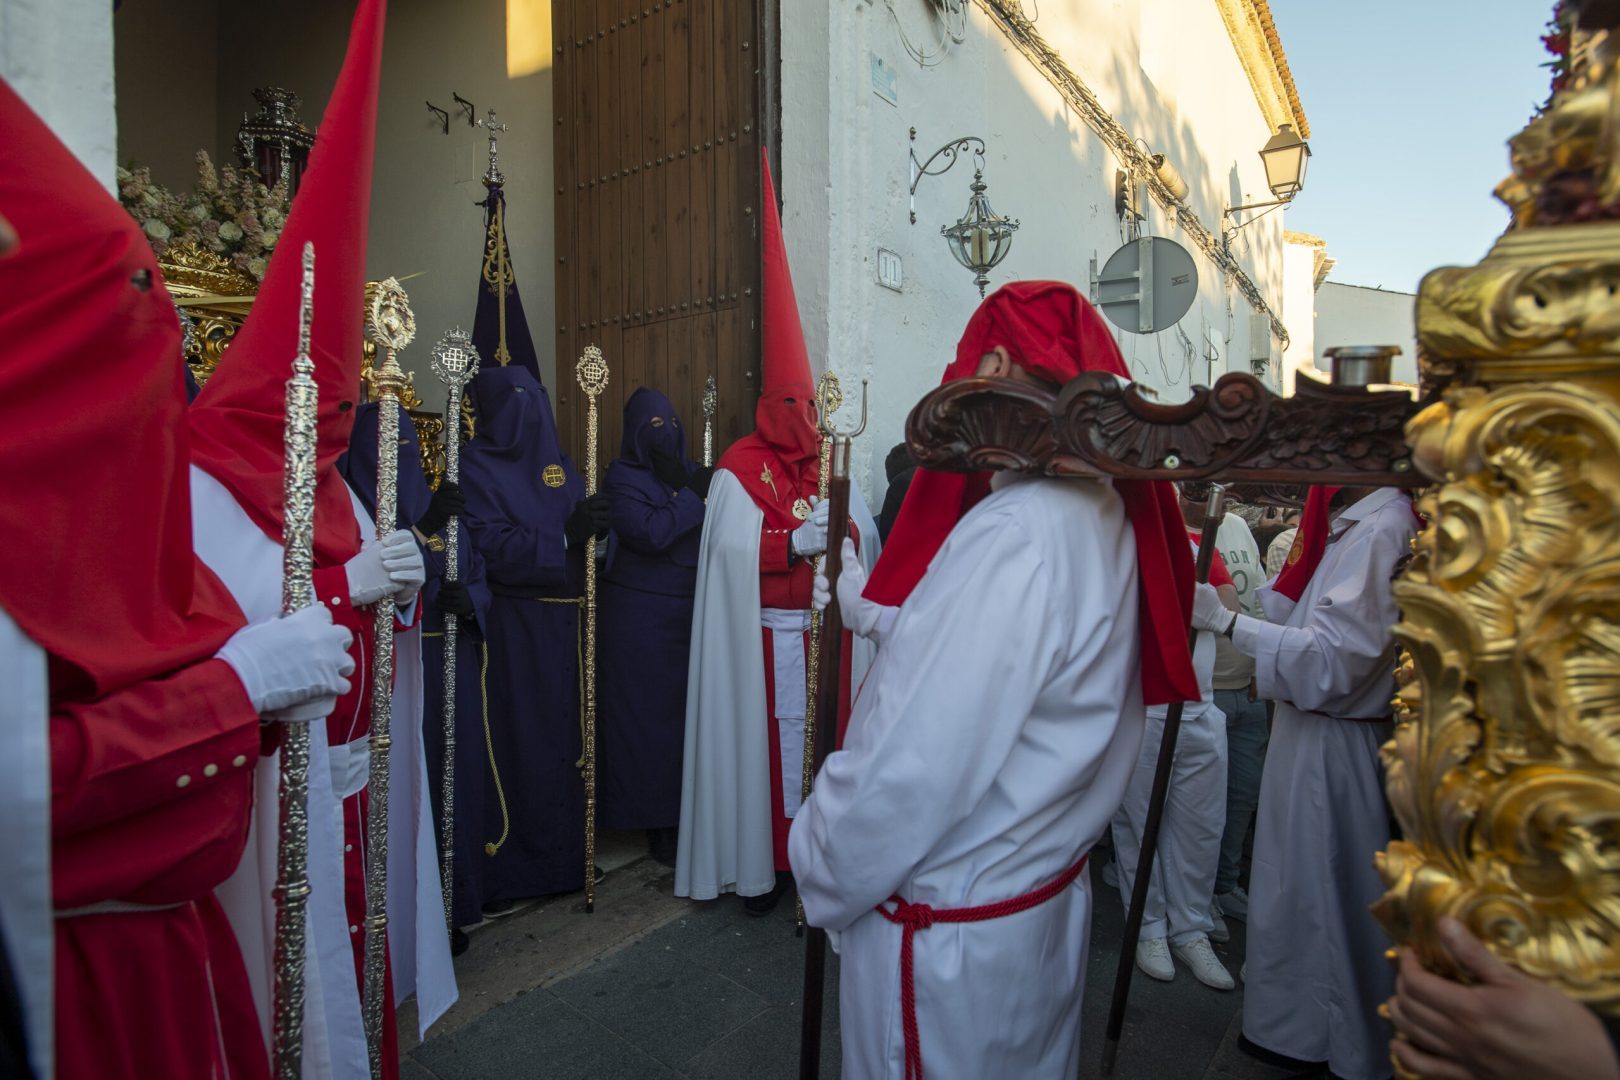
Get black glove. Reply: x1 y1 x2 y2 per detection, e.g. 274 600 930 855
687 465 715 499
435 581 476 620
564 494 613 546
415 482 466 537
650 448 690 492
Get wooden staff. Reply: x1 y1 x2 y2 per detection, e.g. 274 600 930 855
702 374 718 467
430 328 480 930
798 435 853 1080
272 242 318 1080
1100 484 1227 1077
362 278 416 1080
576 344 609 913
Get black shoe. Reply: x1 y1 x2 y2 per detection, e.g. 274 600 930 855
742 872 792 917
647 827 678 868
449 928 469 957
481 898 516 919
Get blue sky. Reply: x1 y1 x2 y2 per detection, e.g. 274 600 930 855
1269 1 1553 293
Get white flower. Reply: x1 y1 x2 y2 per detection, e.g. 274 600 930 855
248 257 269 279
262 230 279 249
188 203 210 223
143 219 171 241
219 221 244 242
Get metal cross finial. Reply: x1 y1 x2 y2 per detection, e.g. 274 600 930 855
478 107 509 188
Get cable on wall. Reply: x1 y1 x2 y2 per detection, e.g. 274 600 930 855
885 0 969 68
976 0 1290 349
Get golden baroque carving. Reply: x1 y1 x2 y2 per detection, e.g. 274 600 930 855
160 240 260 298
410 412 447 491
1375 380 1620 1012
1417 224 1620 373
161 241 257 389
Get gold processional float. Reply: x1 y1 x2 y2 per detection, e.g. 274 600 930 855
901 5 1620 1077
1375 0 1620 1029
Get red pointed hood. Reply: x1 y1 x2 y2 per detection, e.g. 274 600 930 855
190 0 387 567
865 281 1200 707
755 150 819 466
0 78 245 697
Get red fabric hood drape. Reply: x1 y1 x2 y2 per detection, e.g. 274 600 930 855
189 0 387 567
718 151 821 502
864 280 1199 706
1270 485 1341 602
0 79 246 698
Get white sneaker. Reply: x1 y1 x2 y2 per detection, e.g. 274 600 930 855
1172 934 1235 990
1215 886 1249 921
1209 910 1230 943
1102 861 1119 889
1135 937 1174 981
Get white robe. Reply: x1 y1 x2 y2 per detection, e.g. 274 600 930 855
790 474 1146 1080
1232 486 1417 1080
0 607 50 1079
191 465 458 1078
675 467 878 900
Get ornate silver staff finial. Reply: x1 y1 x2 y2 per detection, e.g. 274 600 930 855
428 326 480 930
575 344 609 915
360 277 415 1080
272 240 319 1080
478 107 509 188
702 375 719 468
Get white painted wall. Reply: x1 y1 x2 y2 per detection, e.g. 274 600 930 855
1280 236 1319 393
1315 281 1418 388
780 0 1295 500
2 0 117 189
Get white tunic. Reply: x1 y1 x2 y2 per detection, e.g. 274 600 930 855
191 466 458 1078
0 607 50 1079
1232 487 1416 1080
676 467 878 900
790 475 1145 1080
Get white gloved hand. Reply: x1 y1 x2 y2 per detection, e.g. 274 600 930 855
345 532 426 606
811 537 897 642
344 540 395 606
1190 581 1235 633
217 604 356 715
791 496 831 558
378 529 426 606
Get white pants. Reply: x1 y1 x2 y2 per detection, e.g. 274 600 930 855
1110 701 1228 944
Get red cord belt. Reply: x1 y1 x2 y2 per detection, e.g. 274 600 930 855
875 853 1089 1080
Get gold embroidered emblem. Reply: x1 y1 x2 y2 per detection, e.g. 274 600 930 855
542 463 566 488
1285 533 1304 566
792 498 812 520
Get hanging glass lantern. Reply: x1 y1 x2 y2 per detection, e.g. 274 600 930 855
941 170 1020 297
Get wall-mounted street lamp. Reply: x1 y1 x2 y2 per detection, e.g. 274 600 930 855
1223 123 1311 239
910 129 1021 297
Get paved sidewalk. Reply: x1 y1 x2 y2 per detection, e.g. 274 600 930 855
401 851 1304 1079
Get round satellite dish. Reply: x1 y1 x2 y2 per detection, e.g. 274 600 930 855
1095 236 1199 334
